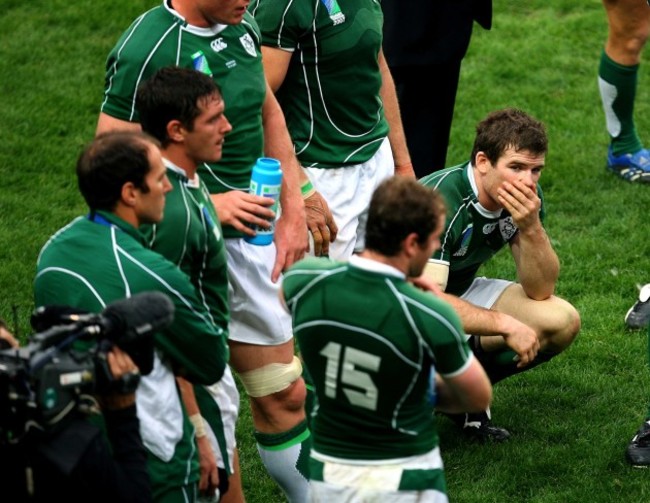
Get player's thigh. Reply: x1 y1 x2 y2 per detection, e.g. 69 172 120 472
225 238 293 346
604 0 650 46
492 284 578 339
228 339 296 373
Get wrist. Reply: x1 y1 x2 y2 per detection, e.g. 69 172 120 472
300 179 316 199
189 413 207 438
395 162 415 178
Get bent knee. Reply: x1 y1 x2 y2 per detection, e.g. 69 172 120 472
545 302 581 352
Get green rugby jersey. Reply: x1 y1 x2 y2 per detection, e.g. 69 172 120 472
420 162 547 296
142 162 235 474
34 210 228 499
143 163 229 334
282 255 472 461
250 0 389 168
101 1 266 237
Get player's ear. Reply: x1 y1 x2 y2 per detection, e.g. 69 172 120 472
475 151 491 174
403 232 420 258
121 181 138 207
167 119 185 143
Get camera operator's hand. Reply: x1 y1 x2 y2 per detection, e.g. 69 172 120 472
0 319 19 349
100 346 140 411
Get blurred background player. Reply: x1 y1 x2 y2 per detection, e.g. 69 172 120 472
382 0 492 177
599 0 650 183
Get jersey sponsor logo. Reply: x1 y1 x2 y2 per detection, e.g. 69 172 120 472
453 224 473 257
319 0 346 25
210 38 227 53
239 34 257 57
499 216 518 241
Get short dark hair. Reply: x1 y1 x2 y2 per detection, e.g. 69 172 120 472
365 176 446 256
76 131 159 211
470 108 548 165
136 66 222 147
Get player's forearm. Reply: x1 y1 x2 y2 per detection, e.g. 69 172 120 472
439 292 509 337
434 363 492 414
515 230 559 300
261 92 305 220
96 112 141 136
378 50 413 176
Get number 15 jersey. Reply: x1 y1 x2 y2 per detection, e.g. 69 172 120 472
282 255 473 461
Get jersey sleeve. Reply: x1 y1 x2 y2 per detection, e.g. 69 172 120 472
253 0 312 50
414 293 473 377
282 256 324 306
142 257 229 386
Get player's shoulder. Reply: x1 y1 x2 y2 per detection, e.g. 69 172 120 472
286 256 345 276
419 162 468 189
398 282 462 325
113 5 174 50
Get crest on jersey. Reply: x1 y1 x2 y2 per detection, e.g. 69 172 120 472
499 216 518 241
239 34 257 57
482 222 498 235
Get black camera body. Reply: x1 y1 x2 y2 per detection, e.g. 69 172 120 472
0 320 134 445
0 291 174 445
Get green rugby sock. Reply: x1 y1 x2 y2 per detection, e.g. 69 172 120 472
598 50 643 155
477 348 555 385
255 420 311 502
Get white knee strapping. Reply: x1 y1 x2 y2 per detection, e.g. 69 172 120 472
238 356 303 398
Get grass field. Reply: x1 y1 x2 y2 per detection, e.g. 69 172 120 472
1 0 650 502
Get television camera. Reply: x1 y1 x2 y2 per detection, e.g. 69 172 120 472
0 291 174 444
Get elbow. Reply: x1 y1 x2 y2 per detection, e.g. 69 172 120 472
185 346 228 385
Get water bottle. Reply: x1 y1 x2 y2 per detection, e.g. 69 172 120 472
244 157 283 246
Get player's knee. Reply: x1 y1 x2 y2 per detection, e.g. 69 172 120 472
547 303 581 352
238 356 306 413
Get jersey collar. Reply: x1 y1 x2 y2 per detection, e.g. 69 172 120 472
349 255 405 280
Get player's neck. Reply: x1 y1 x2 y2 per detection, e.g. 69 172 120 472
359 250 408 276
112 205 141 229
170 0 212 28
163 148 198 180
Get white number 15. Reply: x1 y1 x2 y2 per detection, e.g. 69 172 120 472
320 342 380 411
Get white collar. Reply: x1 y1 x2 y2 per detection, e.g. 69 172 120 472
164 0 228 36
466 163 502 218
163 158 200 188
349 255 405 280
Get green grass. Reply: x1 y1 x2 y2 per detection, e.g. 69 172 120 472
1 0 650 502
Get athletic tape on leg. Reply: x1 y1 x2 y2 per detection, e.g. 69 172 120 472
238 356 303 397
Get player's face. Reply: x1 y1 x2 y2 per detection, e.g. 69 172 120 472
135 144 172 224
476 147 545 211
185 94 232 165
194 0 250 26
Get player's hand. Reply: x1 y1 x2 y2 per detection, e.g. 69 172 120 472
500 316 540 368
497 180 542 233
197 435 219 498
210 191 275 236
304 191 338 257
101 347 139 409
272 201 309 282
0 320 18 349
410 274 445 297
